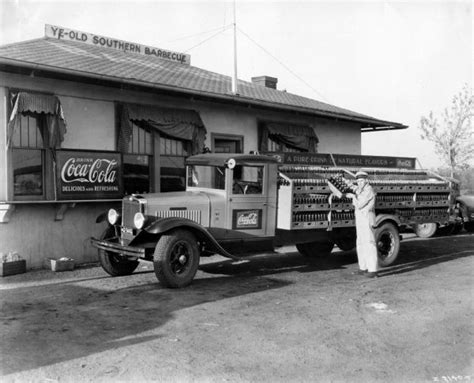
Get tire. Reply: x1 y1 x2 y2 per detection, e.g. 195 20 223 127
153 229 200 288
451 223 464 235
375 222 400 267
98 227 139 276
464 222 474 233
335 236 356 251
296 241 334 257
437 223 463 236
413 223 438 238
451 223 463 235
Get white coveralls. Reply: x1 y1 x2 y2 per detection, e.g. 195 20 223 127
352 183 378 272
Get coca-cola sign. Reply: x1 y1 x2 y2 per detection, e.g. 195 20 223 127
56 150 123 200
232 209 262 230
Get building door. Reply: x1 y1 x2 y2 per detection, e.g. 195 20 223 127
212 134 243 187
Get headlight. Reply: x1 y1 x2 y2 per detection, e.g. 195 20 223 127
133 212 146 229
107 209 119 225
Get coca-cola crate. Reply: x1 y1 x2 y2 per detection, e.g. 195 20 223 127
293 203 330 211
294 185 329 193
331 220 355 228
292 221 329 230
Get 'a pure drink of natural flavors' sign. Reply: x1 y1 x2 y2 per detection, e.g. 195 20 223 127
56 150 123 200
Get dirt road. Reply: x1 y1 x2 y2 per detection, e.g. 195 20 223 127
1 233 473 382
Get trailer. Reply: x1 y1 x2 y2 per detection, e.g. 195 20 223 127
91 152 457 287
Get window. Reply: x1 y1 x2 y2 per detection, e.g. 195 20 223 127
259 121 318 153
187 165 226 190
123 122 153 195
11 113 46 198
267 137 302 153
232 165 264 195
160 136 189 192
7 91 67 201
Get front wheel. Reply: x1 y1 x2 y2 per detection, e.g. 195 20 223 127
154 229 200 288
98 227 139 276
296 240 334 257
375 222 400 267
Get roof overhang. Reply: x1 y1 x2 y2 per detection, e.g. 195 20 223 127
0 57 408 131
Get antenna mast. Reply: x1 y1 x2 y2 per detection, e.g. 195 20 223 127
232 0 238 94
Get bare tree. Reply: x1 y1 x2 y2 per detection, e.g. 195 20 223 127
419 84 473 177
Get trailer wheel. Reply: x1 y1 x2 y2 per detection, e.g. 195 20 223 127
296 241 334 257
98 227 139 276
464 222 474 233
375 222 400 267
335 236 356 251
154 229 200 288
413 222 438 238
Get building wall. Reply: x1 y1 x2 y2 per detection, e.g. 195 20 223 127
0 72 363 268
0 87 7 201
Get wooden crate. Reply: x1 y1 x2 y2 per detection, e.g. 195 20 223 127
50 258 75 272
0 260 26 277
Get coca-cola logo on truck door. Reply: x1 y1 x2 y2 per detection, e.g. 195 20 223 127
56 150 123 200
232 209 262 230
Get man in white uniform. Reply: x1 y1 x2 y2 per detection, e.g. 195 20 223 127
347 171 378 278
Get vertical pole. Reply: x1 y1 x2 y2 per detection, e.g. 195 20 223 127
232 0 238 94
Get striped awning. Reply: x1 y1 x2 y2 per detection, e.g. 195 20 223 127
7 92 67 148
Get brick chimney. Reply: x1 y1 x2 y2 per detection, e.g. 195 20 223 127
251 75 278 89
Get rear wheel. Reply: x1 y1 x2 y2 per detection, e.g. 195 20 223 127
296 240 334 257
451 223 464 235
98 227 139 276
335 236 356 251
154 229 200 288
464 222 474 233
413 222 438 238
375 222 400 267
437 223 463 236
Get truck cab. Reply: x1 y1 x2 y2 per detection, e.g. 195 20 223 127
185 153 278 253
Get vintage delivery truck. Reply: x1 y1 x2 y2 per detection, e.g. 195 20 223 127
91 152 456 288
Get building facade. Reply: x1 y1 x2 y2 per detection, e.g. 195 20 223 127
0 25 406 268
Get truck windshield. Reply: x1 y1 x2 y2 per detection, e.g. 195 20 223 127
187 165 226 190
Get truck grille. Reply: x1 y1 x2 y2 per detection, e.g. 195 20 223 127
122 198 142 228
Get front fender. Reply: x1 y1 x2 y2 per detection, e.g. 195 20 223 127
143 217 241 260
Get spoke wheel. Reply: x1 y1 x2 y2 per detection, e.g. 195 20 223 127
375 222 400 267
154 230 200 288
98 226 139 276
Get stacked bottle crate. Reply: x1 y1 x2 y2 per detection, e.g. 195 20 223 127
366 168 451 224
277 165 451 231
277 166 353 230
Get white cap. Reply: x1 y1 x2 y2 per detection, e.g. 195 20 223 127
355 171 369 179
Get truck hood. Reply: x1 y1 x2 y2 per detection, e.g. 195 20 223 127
143 191 210 226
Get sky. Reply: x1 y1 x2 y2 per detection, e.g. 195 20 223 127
0 0 472 169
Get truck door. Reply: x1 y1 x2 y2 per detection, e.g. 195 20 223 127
227 163 276 238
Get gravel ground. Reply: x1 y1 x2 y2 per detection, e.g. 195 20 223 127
1 233 473 383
